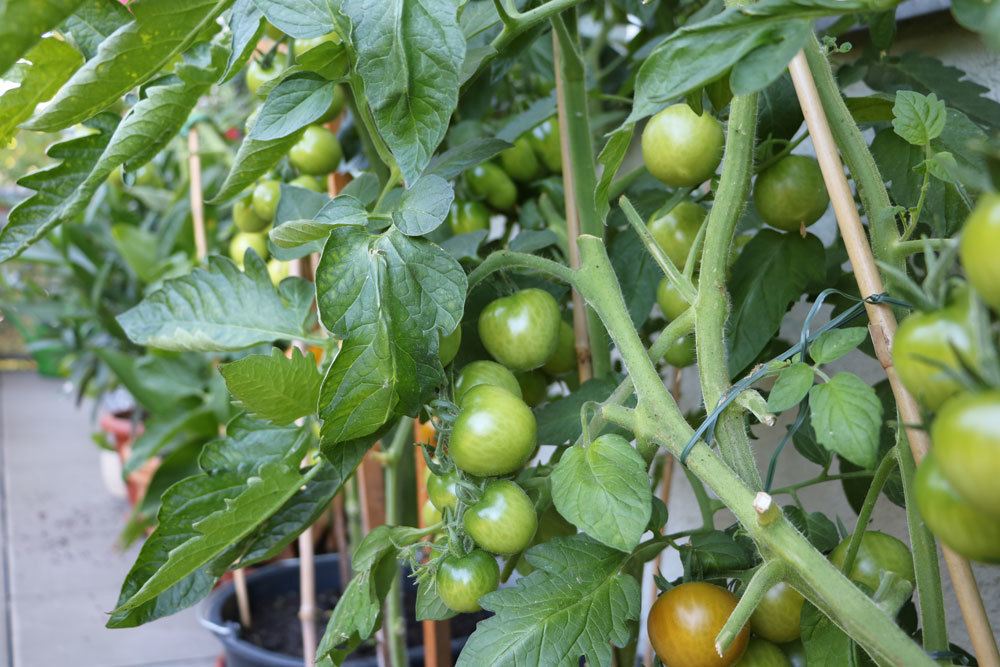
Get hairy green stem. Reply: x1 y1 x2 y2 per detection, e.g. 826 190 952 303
716 560 786 654
573 235 932 666
620 195 697 303
840 450 897 575
383 418 413 667
467 250 577 292
694 92 762 489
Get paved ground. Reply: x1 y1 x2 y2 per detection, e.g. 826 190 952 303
0 372 219 667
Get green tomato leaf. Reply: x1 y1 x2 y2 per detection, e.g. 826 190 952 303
25 0 231 132
209 128 303 204
456 535 640 667
415 572 457 622
681 530 756 578
727 230 825 376
808 327 869 365
248 73 336 141
118 252 314 351
535 377 621 446
223 0 264 81
801 603 857 667
220 347 322 425
766 362 814 413
809 373 882 470
0 38 83 145
94 349 203 413
61 0 132 59
123 405 218 476
924 151 961 184
427 137 511 180
496 95 557 142
610 226 660 329
595 123 634 223
343 0 466 183
250 0 336 38
891 91 946 146
393 175 454 236
792 411 832 467
784 506 839 553
509 229 559 254
440 229 488 261
0 0 83 76
951 0 1000 50
315 226 465 444
551 435 652 552
271 193 369 258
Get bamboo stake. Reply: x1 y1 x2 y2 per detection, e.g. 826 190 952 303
187 129 208 261
232 568 253 629
787 50 999 667
553 32 593 382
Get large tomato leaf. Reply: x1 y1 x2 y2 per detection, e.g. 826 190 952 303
60 0 132 60
809 372 882 470
315 226 465 444
250 0 338 38
220 347 323 425
0 0 83 76
343 0 465 183
0 38 83 145
456 535 640 667
25 0 232 131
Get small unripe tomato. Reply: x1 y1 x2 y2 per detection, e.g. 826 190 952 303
959 193 1000 312
830 531 915 594
422 498 442 527
454 360 522 405
463 480 537 555
656 277 690 321
542 320 576 376
478 288 562 371
931 391 1000 519
647 201 706 270
267 259 289 285
449 385 536 477
289 125 342 175
229 232 269 266
466 163 518 211
436 549 499 613
648 582 749 667
500 135 543 183
293 30 342 59
318 84 347 123
642 104 724 188
251 179 281 221
245 59 283 98
289 174 324 192
448 200 490 236
233 195 269 232
734 638 791 667
438 326 462 366
427 470 460 512
753 155 829 232
663 334 696 368
749 582 805 644
529 118 562 173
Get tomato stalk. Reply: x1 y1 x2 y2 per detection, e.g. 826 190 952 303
838 450 897 576
383 416 414 667
715 560 786 655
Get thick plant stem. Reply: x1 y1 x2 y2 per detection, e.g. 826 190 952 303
552 15 611 380
694 92 763 490
383 417 413 667
573 235 932 666
716 560 785 655
788 50 999 667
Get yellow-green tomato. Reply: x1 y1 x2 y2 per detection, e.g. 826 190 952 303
753 156 829 232
318 84 347 123
500 135 543 183
478 288 562 371
466 163 518 211
931 391 1000 519
663 334 696 368
293 30 343 59
959 193 1000 312
830 531 915 594
463 480 538 555
454 360 522 405
647 201 706 270
530 118 562 173
642 103 724 187
542 320 576 376
749 582 805 644
435 549 499 613
289 175 324 192
267 259 289 285
448 200 490 236
439 326 462 366
734 638 791 667
422 498 442 527
449 385 536 476
289 125 342 175
656 277 690 321
252 179 281 221
427 470 460 512
229 232 269 266
245 59 283 98
233 195 269 232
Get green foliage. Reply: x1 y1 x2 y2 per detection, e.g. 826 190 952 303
0 38 83 145
809 373 883 470
0 0 83 75
220 347 322 425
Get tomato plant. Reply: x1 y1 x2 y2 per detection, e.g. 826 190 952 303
2 2 998 666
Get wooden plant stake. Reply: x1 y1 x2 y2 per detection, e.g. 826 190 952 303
786 50 1000 667
415 422 452 667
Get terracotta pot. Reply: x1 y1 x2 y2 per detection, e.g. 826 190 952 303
98 411 156 507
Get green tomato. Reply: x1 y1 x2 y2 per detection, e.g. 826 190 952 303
959 193 1000 312
229 232 269 266
516 370 549 407
529 118 562 173
289 175 324 192
893 289 979 411
656 277 690 321
500 135 543 183
663 334 696 368
647 201 706 270
542 320 576 376
641 103 724 188
466 163 518 211
915 451 1000 563
753 156 830 232
450 385 536 476
422 498 442 527
734 638 790 667
427 470 460 512
448 200 490 236
245 59 283 98
267 259 289 285
435 549 499 613
479 288 562 371
289 125 342 175
830 531 915 594
749 582 805 644
318 84 347 123
251 179 281 221
293 32 349 81
293 30 343 59
439 327 462 366
931 391 1000 519
233 195 269 232
454 360 522 405
463 480 538 555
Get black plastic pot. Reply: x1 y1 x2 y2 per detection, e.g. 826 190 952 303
201 554 475 667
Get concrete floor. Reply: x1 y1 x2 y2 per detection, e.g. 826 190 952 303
0 372 219 667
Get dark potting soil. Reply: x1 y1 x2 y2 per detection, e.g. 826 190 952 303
236 576 488 659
